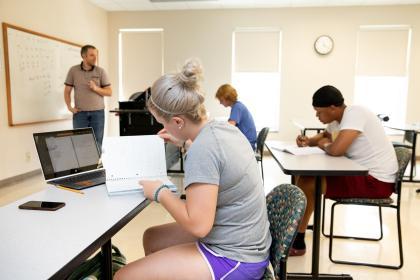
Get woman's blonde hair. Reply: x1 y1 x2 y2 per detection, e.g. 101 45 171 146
215 84 238 103
148 58 207 123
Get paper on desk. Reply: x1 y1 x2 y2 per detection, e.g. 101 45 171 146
270 142 325 156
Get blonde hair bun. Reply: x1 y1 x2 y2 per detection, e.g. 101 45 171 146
176 58 203 91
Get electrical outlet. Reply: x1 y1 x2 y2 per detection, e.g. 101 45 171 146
25 152 31 162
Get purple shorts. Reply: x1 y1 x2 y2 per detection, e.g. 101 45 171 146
196 242 269 280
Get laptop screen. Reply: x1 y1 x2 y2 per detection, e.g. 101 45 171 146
33 128 101 180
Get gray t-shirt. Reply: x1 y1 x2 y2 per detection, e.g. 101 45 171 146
184 120 272 263
64 63 111 111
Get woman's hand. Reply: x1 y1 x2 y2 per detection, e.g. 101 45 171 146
157 128 184 147
140 180 163 201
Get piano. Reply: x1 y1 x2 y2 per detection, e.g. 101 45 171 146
110 88 183 173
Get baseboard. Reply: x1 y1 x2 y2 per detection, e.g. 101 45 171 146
0 169 42 187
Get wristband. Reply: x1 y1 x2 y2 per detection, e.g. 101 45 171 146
153 184 170 203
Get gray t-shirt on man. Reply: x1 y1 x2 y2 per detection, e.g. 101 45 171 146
184 120 272 263
64 62 111 111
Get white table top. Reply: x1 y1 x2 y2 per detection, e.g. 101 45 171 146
292 119 325 130
385 123 420 132
0 184 148 280
266 141 368 176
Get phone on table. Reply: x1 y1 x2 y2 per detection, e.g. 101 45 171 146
18 201 65 211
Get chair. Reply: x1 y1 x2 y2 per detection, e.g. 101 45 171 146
255 127 270 183
392 131 416 178
262 184 307 280
322 147 411 269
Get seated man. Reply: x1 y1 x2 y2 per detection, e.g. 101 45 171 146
291 85 398 256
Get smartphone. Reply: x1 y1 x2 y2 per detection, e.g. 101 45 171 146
18 201 65 211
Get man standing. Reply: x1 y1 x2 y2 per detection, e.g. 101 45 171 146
64 45 112 151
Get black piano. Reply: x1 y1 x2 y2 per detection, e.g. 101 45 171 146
110 88 183 173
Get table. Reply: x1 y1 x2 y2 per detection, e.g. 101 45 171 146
386 124 420 183
0 184 150 280
292 119 325 136
266 141 368 280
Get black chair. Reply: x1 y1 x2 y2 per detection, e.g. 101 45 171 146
322 147 411 269
255 127 270 184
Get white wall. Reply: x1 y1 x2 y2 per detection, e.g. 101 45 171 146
3 3 420 180
107 5 420 142
0 0 108 180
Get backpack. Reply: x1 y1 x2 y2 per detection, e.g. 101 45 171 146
67 245 126 280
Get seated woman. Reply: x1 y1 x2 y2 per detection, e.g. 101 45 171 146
215 84 257 150
114 59 272 280
290 85 398 256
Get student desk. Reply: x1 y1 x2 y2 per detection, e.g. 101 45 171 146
292 119 325 136
266 141 368 280
0 184 149 280
386 124 420 183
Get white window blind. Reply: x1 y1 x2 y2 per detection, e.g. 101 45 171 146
234 30 280 72
232 29 281 131
356 27 410 77
354 26 411 126
119 29 163 100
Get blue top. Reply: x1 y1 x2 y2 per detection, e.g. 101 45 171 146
229 101 257 150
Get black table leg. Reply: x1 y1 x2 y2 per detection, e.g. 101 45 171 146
102 239 112 280
287 176 353 280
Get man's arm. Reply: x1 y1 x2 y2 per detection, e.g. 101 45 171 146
297 130 331 147
321 129 360 156
308 131 331 146
228 120 236 126
64 85 78 113
89 81 112 97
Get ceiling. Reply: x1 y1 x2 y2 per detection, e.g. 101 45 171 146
88 0 420 11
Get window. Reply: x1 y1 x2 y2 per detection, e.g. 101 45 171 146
354 26 411 126
118 29 164 100
232 29 281 131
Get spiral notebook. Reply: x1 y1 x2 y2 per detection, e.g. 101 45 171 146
102 135 176 195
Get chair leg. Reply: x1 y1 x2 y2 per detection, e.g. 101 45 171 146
324 203 382 241
321 196 327 237
260 159 264 184
329 202 403 269
396 208 404 269
279 258 287 280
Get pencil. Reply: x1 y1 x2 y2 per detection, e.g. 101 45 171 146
56 185 84 194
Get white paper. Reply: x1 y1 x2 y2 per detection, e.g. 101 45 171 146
102 135 176 195
270 143 325 156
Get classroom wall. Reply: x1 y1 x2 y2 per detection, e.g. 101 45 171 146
107 5 420 141
0 0 108 181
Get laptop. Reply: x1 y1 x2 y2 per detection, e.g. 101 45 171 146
33 128 106 190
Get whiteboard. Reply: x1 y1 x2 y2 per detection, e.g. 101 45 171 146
2 23 82 126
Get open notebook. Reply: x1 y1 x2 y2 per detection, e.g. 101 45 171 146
270 142 325 156
102 135 177 195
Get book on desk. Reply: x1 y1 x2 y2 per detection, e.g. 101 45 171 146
102 135 177 195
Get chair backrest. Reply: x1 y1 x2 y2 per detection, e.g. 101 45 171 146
266 184 307 278
403 131 415 145
394 147 411 194
256 127 270 156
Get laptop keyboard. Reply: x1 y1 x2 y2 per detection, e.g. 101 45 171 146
53 170 106 189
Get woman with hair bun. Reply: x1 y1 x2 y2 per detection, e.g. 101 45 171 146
114 59 271 280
